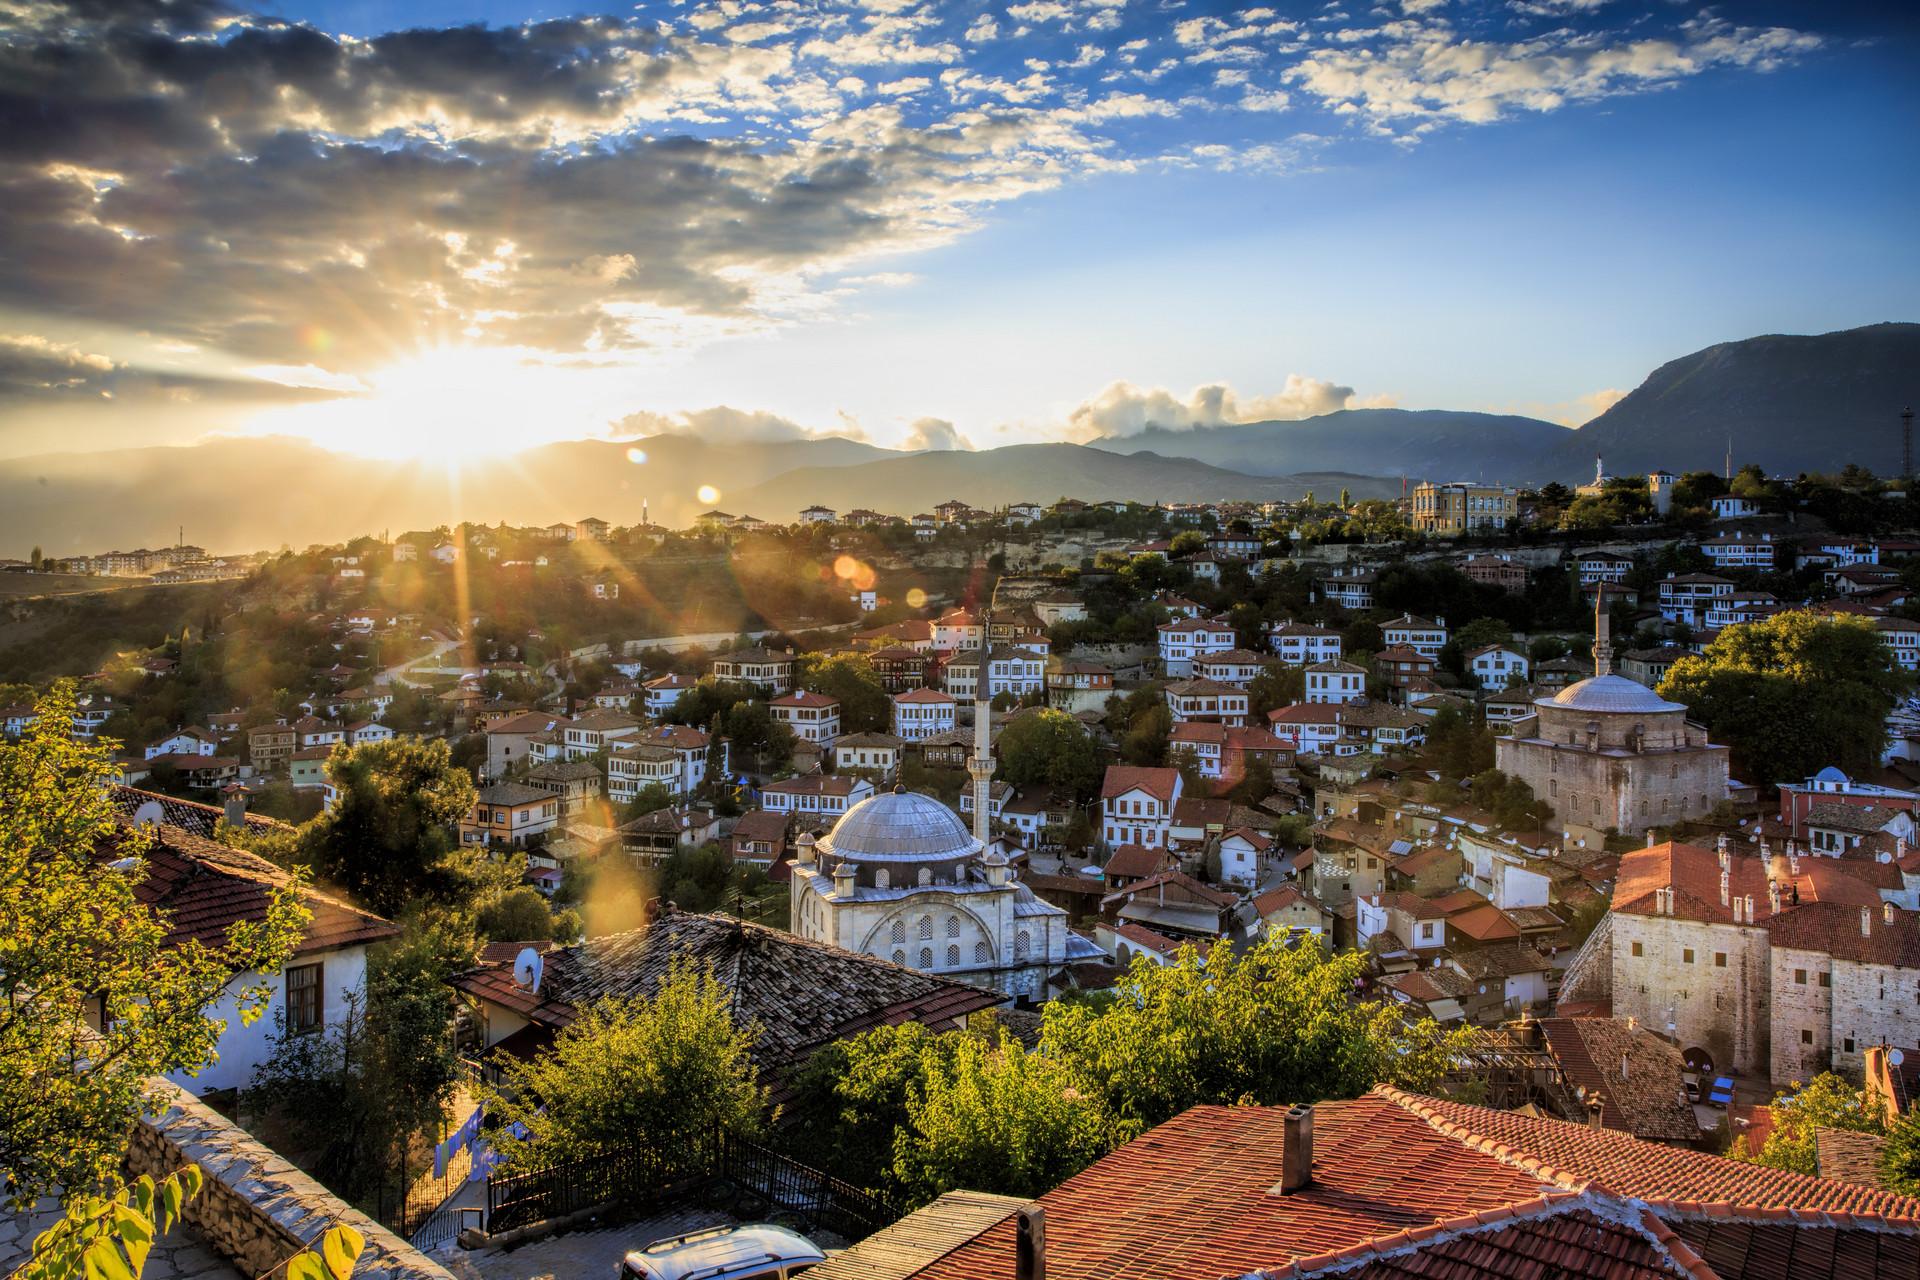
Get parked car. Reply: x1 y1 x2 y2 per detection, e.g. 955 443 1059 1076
618 1224 825 1280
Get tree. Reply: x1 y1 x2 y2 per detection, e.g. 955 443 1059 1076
1040 933 1465 1132
474 886 574 943
1661 612 1909 785
483 960 766 1169
1880 1105 1920 1194
784 1022 958 1198
1733 1073 1883 1174
996 708 1101 799
797 652 890 734
1168 530 1207 557
1454 617 1512 652
892 1030 1129 1209
1 682 308 1210
285 737 491 918
1247 665 1304 717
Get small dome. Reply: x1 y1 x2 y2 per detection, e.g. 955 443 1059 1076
1814 765 1849 784
819 789 980 862
1538 674 1685 715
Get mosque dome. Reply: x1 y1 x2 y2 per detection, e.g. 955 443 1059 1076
817 788 981 863
1537 674 1686 716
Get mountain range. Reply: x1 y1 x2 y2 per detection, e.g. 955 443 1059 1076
0 322 1911 558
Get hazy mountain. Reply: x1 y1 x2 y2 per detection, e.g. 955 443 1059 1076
0 433 893 558
1548 323 1920 479
1086 409 1571 485
722 443 1400 521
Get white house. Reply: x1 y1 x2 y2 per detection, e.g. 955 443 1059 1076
1191 649 1267 688
933 609 985 653
799 505 837 524
771 690 842 746
643 672 695 716
893 687 957 740
1574 552 1633 585
130 822 398 1096
1216 827 1270 889
1702 531 1777 571
1712 494 1759 520
144 728 218 761
833 732 903 780
562 710 643 761
943 647 1046 701
1267 703 1352 757
1466 645 1530 690
345 720 393 746
607 724 717 799
1657 574 1734 626
1158 616 1237 676
1267 621 1343 667
1305 660 1366 705
760 773 876 819
1101 765 1183 850
1380 614 1448 659
1164 678 1250 726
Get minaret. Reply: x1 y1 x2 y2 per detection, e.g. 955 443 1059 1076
1592 593 1612 678
968 603 994 849
1593 454 1604 487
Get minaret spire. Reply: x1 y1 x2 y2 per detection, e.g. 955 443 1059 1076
968 588 995 849
1593 593 1612 679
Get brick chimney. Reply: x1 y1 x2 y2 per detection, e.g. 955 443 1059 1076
1277 1105 1314 1193
1016 1206 1046 1280
221 782 247 830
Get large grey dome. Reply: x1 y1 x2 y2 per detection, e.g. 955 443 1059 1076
817 789 980 863
1538 674 1685 715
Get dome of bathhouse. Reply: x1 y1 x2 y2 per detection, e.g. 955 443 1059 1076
817 789 983 864
1538 675 1686 717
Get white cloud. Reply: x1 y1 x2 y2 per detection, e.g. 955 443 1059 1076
964 13 999 41
1066 375 1364 439
901 416 974 450
617 405 867 444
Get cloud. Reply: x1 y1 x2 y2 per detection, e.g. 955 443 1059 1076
613 405 865 444
901 416 973 450
0 333 349 406
1067 375 1363 439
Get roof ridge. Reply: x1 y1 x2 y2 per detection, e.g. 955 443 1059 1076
1370 1085 1590 1193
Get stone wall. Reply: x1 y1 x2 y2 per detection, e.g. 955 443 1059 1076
1612 912 1770 1076
125 1080 456 1280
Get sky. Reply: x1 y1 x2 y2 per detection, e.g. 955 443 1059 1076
0 0 1914 460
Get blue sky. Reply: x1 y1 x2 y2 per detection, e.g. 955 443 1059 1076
0 0 1914 457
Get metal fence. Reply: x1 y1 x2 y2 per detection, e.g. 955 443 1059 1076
482 1130 898 1241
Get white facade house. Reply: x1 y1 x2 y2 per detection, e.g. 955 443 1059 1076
1158 617 1237 676
606 724 716 799
770 690 842 746
1191 649 1267 688
1658 574 1734 626
1702 531 1777 571
1267 621 1343 667
1164 679 1250 726
144 728 218 760
1575 552 1633 585
943 647 1045 701
1100 766 1183 850
760 774 876 819
1467 645 1530 690
1712 495 1759 520
1380 614 1448 659
562 711 643 761
1305 660 1366 705
643 673 695 716
799 505 837 524
933 610 985 653
892 687 957 740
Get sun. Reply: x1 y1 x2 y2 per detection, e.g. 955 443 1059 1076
247 346 615 461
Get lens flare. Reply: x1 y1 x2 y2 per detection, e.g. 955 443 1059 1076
697 484 721 505
905 587 928 608
625 447 647 464
833 555 858 579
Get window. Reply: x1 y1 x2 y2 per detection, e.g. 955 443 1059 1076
974 941 989 964
918 915 933 940
1631 941 1643 957
946 915 961 938
892 949 905 965
1015 930 1031 960
918 947 932 969
1715 953 1727 968
1795 968 1807 985
1802 1029 1813 1044
1820 972 1831 988
285 963 323 1036
890 920 906 944
1845 1038 1856 1054
1683 949 1694 964
946 945 960 968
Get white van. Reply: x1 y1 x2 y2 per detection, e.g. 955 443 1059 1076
617 1224 825 1280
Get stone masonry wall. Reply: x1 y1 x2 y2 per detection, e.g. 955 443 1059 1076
126 1080 455 1280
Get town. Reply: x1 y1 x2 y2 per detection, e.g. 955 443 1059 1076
11 460 1920 1280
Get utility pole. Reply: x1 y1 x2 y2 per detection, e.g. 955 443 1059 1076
1903 406 1915 482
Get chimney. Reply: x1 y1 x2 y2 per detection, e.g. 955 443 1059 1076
1744 894 1754 924
1277 1105 1314 1193
1016 1206 1046 1280
1647 829 1657 848
222 782 247 829
795 832 817 866
1769 881 1781 915
1862 905 1873 938
1586 1091 1606 1129
1621 1050 1630 1080
1887 901 1898 926
1720 868 1729 908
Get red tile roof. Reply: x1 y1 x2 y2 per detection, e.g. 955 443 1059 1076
1103 844 1172 881
1102 765 1180 803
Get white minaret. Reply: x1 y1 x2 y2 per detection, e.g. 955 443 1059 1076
968 604 994 848
1592 593 1612 678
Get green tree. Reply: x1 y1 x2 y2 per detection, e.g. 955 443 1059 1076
474 886 571 942
797 652 890 734
1661 612 1909 785
1040 933 1464 1131
784 1022 960 1199
1247 665 1304 717
892 1031 1128 1208
995 708 1101 799
1733 1073 1883 1174
1454 617 1512 652
1168 530 1207 557
483 960 767 1169
1 682 308 1209
1880 1105 1920 1194
292 737 489 917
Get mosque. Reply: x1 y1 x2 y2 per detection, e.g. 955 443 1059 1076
788 612 1079 999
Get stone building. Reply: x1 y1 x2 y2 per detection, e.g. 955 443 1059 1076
1608 836 1919 1083
1495 605 1729 847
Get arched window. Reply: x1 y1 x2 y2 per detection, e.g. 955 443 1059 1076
946 945 960 967
974 941 989 964
875 868 890 889
946 915 961 938
918 915 933 940
919 867 932 886
918 947 933 969
1015 930 1031 960
892 949 905 966
890 919 905 944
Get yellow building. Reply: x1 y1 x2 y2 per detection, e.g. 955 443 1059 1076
1411 482 1518 535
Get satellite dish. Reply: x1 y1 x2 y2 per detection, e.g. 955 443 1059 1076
132 800 166 828
512 947 544 993
1893 1049 1907 1067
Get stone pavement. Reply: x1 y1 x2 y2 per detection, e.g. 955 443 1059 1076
0 1198 243 1280
451 1206 735 1280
